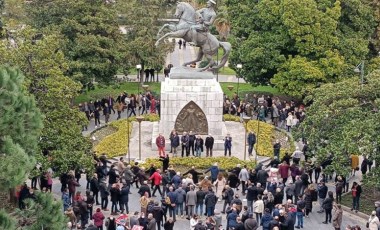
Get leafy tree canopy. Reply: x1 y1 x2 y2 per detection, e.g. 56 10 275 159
293 70 380 188
226 0 378 97
26 0 128 84
0 28 93 175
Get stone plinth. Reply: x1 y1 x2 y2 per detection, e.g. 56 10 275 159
154 67 227 150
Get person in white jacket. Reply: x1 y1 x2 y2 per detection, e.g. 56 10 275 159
253 195 265 226
368 211 380 230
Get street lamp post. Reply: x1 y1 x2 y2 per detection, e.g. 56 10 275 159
136 64 142 94
136 116 144 160
127 118 131 163
256 120 260 162
354 61 364 89
236 64 242 97
242 117 251 161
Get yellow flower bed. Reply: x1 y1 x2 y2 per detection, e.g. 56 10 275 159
140 156 255 170
223 114 241 122
93 114 159 157
247 120 295 158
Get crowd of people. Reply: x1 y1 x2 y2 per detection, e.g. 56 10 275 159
223 94 306 132
78 91 160 130
21 147 372 230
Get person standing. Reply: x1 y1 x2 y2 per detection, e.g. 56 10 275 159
103 103 110 124
253 195 264 226
224 134 232 157
292 147 303 165
188 131 196 156
119 183 130 214
92 208 105 230
204 188 218 217
279 161 290 184
186 185 197 219
169 131 180 156
332 204 343 230
317 181 328 213
152 201 164 230
238 165 250 195
156 134 166 157
273 140 281 159
247 131 256 157
147 213 157 230
169 130 176 153
322 191 334 224
361 155 369 175
178 39 182 49
368 211 380 230
166 186 177 222
181 132 190 157
205 134 214 157
295 195 305 229
351 182 362 212
94 107 101 128
194 135 204 157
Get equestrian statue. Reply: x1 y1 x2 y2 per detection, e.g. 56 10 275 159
155 1 231 72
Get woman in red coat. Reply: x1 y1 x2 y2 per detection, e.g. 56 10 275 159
150 96 156 114
279 161 290 184
92 208 105 229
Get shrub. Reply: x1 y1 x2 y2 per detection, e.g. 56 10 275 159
93 114 160 157
139 156 255 170
223 114 241 122
246 120 295 158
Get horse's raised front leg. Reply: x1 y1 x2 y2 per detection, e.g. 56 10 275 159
155 30 187 47
157 24 169 37
182 48 203 67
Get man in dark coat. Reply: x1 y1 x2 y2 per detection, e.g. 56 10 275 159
244 213 258 230
169 132 180 156
181 132 190 157
138 181 151 197
257 167 268 186
188 131 196 156
205 134 214 157
247 131 256 156
159 154 170 172
183 167 203 184
152 201 164 230
119 183 130 214
204 188 217 217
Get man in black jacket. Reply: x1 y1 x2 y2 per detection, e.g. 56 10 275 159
280 212 295 230
183 166 203 184
188 131 196 156
205 134 214 157
317 181 328 213
181 132 190 157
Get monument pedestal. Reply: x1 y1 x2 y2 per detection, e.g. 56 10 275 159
151 67 227 150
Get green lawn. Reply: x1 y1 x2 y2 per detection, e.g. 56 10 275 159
75 82 161 104
341 193 373 216
75 82 279 104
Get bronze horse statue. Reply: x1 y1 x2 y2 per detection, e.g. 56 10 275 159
155 2 231 72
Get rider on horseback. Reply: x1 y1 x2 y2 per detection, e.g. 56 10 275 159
190 0 217 46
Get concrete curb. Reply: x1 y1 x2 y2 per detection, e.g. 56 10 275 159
341 204 370 220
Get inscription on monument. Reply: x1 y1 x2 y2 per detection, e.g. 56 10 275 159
174 101 208 134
